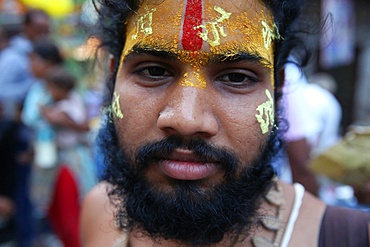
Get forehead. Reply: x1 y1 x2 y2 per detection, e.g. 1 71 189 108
122 0 278 65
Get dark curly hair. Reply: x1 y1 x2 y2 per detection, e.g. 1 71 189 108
92 0 309 105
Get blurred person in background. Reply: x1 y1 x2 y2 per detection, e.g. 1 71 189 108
0 103 18 246
0 8 50 120
0 19 50 243
0 27 11 52
40 66 96 247
12 102 35 247
279 63 342 198
21 39 65 246
0 24 21 53
22 40 65 129
0 97 34 247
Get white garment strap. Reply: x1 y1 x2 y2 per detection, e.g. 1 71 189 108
280 183 305 247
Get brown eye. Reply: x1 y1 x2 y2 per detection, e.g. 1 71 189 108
132 64 175 87
136 66 172 78
147 66 167 76
228 73 247 83
216 71 258 88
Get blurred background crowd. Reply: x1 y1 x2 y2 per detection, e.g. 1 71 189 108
0 0 369 246
0 1 105 246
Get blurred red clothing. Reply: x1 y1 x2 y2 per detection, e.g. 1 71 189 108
48 165 80 247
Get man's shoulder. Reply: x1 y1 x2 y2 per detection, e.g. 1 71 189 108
280 182 325 246
81 182 124 247
318 206 370 246
281 182 369 246
322 205 370 222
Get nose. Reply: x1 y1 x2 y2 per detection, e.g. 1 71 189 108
157 85 218 138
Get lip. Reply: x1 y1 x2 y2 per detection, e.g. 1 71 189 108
158 149 218 181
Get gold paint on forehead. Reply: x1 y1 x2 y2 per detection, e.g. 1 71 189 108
122 1 183 58
177 50 208 89
181 70 206 89
262 20 281 50
111 92 124 119
228 9 277 65
120 0 279 87
195 6 232 47
255 89 274 134
131 6 156 40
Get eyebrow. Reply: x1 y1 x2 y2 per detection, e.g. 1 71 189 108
123 45 178 62
210 52 272 68
124 44 272 68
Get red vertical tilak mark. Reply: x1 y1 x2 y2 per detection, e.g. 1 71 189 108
182 0 203 51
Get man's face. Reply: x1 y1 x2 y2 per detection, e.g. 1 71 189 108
104 0 280 244
114 0 278 190
25 15 50 41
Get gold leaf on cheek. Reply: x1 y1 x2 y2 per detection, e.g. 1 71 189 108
255 89 274 134
111 92 124 119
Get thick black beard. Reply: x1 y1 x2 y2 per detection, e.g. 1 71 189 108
97 114 279 246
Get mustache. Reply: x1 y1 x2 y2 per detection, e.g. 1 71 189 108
135 135 238 177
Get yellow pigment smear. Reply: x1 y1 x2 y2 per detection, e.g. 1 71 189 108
111 92 124 119
131 6 156 40
262 20 281 50
120 1 282 88
195 6 231 47
255 89 274 134
180 70 206 89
